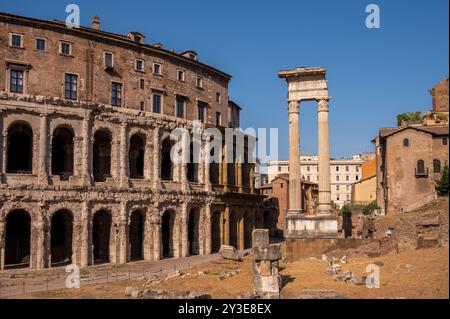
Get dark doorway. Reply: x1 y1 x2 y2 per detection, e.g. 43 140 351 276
129 210 144 261
229 211 238 249
343 211 353 238
244 211 252 249
6 123 33 174
161 139 173 181
5 209 31 268
211 211 221 253
263 211 272 229
129 134 145 179
161 210 174 258
188 209 200 255
93 210 111 263
51 209 73 265
51 127 74 180
93 130 111 182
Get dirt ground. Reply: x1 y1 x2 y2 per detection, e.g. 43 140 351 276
11 247 448 299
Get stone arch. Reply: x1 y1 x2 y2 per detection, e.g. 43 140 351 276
211 210 222 253
187 207 200 255
129 133 146 179
5 209 31 269
92 209 112 263
129 209 145 261
6 122 33 174
51 126 74 180
161 209 176 258
50 209 73 265
93 129 112 182
161 138 174 181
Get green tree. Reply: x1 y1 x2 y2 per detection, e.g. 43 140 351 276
362 201 380 215
437 163 449 196
397 111 422 126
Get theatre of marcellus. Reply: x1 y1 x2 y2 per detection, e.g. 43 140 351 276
0 12 270 270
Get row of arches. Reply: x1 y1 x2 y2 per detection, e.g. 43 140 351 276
1 207 204 269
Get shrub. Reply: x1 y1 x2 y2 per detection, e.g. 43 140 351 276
362 201 380 215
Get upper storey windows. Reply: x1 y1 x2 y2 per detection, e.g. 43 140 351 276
36 38 46 51
59 41 72 56
153 63 162 75
135 59 145 72
104 52 114 69
10 33 23 48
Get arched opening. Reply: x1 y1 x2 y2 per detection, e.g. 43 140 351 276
417 159 425 174
5 209 31 269
129 134 145 179
161 138 173 181
211 211 221 253
187 141 199 183
433 159 441 173
51 127 74 180
93 210 111 263
50 209 73 265
243 211 252 249
229 210 238 249
188 208 200 256
6 122 33 174
161 210 175 258
93 130 111 182
129 210 144 261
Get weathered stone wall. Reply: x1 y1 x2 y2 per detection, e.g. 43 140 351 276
430 78 449 113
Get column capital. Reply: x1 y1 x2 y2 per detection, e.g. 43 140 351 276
317 98 331 113
287 100 299 114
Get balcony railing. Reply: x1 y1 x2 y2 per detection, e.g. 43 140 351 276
6 169 32 174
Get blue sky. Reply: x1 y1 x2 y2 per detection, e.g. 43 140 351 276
1 0 448 161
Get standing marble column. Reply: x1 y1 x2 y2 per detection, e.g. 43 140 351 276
224 205 230 245
204 143 212 192
181 203 189 257
317 98 332 215
153 214 161 261
203 205 212 255
238 212 244 250
38 113 49 185
288 100 302 214
81 111 92 186
222 143 228 192
80 201 90 267
118 202 128 264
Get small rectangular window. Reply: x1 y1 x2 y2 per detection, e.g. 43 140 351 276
177 69 185 82
336 175 340 181
11 34 22 47
197 102 207 123
196 76 203 88
443 138 448 146
153 63 161 75
356 166 360 172
176 97 185 118
111 82 122 106
10 69 24 93
346 166 349 172
140 101 145 111
136 59 144 71
140 79 145 90
65 74 78 100
356 175 359 181
36 38 46 51
60 42 71 55
216 92 221 103
346 175 349 181
104 52 114 68
336 166 339 172
152 94 161 113
216 112 222 126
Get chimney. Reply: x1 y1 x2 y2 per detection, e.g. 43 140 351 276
91 16 100 30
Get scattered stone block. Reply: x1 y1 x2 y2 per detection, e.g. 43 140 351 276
219 245 242 261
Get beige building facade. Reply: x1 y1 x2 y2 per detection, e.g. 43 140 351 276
0 12 266 270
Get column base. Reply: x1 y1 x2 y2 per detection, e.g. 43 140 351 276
284 214 338 239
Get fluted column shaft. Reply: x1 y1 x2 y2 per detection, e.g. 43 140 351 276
317 98 332 214
288 100 302 213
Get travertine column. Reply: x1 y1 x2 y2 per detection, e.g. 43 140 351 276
80 201 90 267
119 122 129 187
224 205 230 245
38 113 49 184
153 215 161 261
152 127 161 188
238 213 244 250
249 164 254 193
204 144 212 192
181 204 189 257
317 98 332 215
0 110 4 183
288 100 302 214
237 163 243 193
34 209 46 270
81 111 92 186
0 221 5 270
204 205 212 255
119 202 128 264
